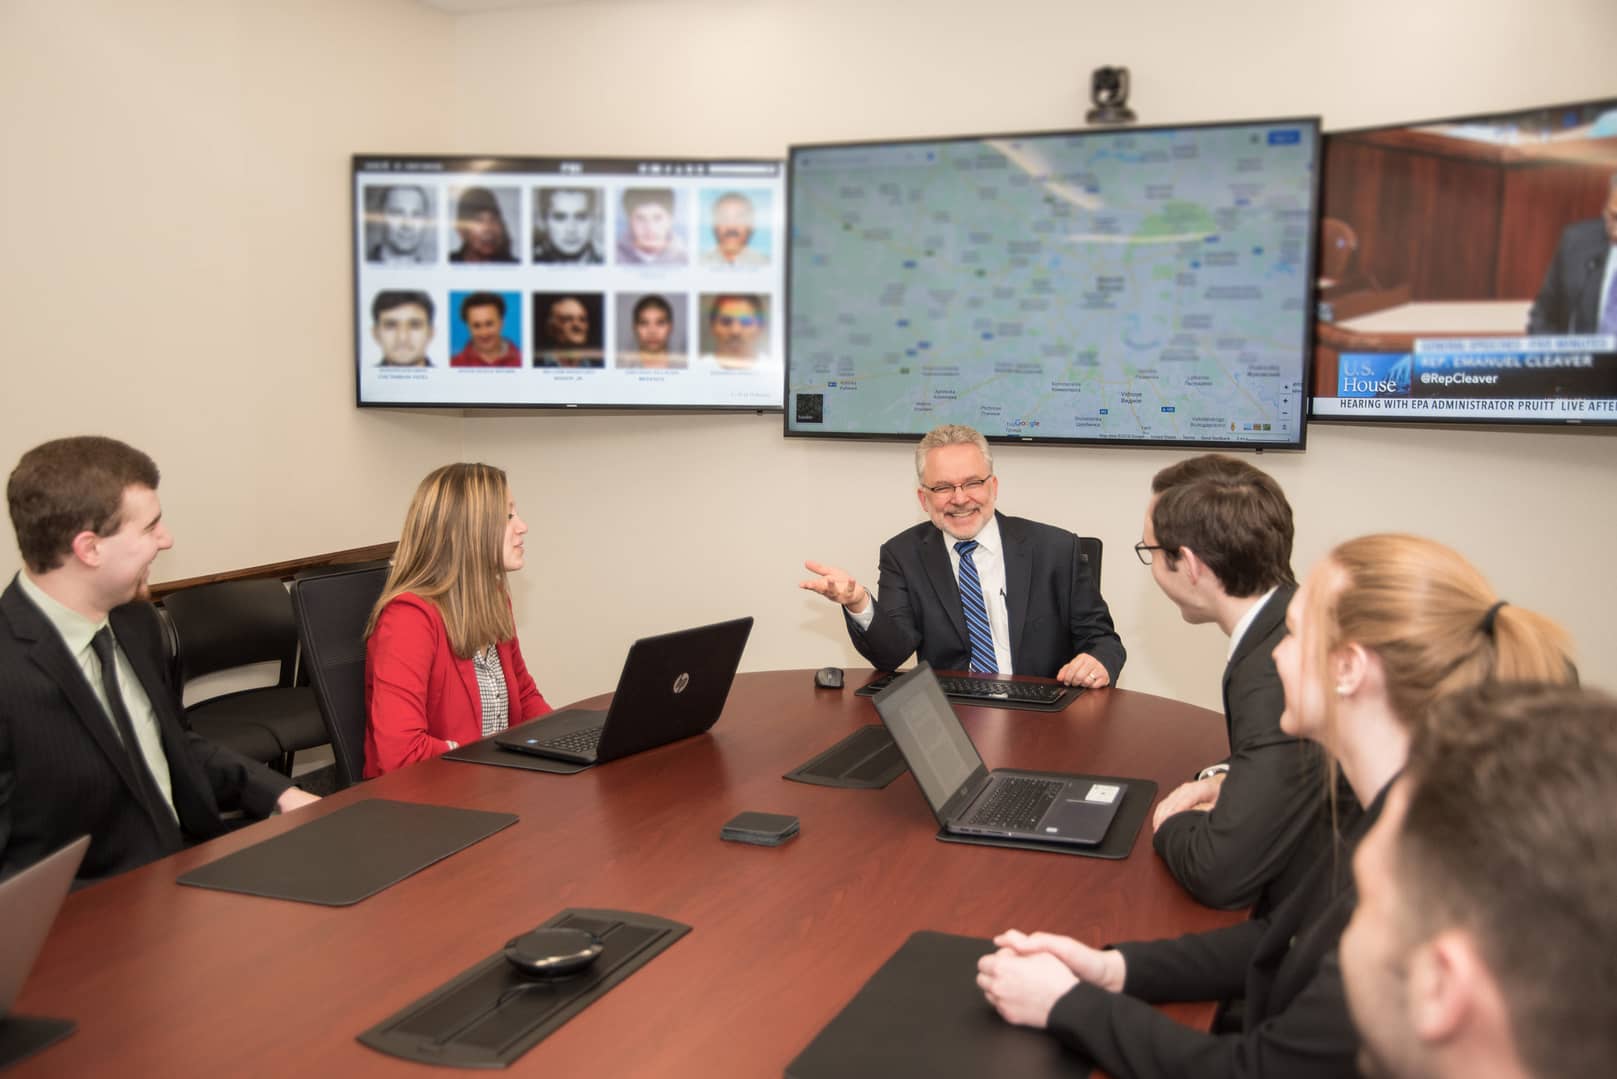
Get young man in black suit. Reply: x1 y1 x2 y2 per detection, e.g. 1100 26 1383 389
801 424 1124 687
0 436 318 882
1139 455 1332 917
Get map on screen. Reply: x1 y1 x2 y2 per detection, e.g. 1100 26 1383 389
786 119 1320 446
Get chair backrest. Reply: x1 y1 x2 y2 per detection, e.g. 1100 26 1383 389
290 565 389 788
1078 536 1103 589
160 578 300 685
1317 216 1359 287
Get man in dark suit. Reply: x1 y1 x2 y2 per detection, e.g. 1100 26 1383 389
802 424 1124 686
1 436 318 882
1140 455 1330 917
1526 174 1617 335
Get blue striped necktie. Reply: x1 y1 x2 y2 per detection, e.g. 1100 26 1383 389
954 540 998 673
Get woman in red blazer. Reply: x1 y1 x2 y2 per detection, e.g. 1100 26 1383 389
363 463 551 776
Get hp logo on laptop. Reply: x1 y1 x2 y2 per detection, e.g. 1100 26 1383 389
672 672 690 694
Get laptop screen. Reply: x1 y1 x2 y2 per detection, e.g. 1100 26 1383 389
873 666 986 813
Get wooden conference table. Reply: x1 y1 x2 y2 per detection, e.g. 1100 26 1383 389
15 670 1245 1076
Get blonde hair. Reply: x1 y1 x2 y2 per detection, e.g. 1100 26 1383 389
1303 533 1573 756
914 424 993 485
366 463 515 658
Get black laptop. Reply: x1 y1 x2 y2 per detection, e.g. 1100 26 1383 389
872 664 1125 846
0 835 89 1068
494 616 752 765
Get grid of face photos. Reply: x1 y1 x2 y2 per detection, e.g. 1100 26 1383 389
354 156 786 410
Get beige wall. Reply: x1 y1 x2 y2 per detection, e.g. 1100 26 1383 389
4 0 1615 714
456 0 1617 709
0 0 464 580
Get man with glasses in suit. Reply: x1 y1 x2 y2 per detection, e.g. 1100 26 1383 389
801 424 1124 685
1138 454 1333 919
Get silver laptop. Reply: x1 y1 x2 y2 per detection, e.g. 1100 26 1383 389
873 664 1125 846
1 836 89 1019
495 616 752 765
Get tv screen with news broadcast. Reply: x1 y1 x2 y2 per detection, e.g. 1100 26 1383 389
1311 97 1617 425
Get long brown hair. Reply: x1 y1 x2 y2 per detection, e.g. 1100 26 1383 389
366 463 515 658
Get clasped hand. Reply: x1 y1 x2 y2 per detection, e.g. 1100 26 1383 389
1151 772 1226 832
975 929 1126 1028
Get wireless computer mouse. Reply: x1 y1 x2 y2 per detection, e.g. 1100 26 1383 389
502 927 604 978
814 667 845 689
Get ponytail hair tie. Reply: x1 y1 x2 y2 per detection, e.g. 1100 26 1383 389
1480 600 1508 638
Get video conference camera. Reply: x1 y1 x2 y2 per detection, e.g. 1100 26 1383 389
1087 66 1137 125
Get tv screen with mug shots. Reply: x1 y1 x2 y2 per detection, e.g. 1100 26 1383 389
352 154 785 410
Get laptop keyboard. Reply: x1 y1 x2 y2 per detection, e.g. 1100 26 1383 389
937 676 1067 704
961 777 1065 831
533 728 602 756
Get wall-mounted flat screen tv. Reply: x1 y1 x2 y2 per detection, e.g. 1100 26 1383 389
784 117 1321 447
353 154 785 411
1311 98 1617 425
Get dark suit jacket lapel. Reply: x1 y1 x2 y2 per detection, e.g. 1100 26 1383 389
917 527 969 649
999 513 1032 662
2 581 152 809
1222 585 1294 713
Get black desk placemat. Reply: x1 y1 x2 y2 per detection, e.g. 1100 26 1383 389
177 799 518 906
358 908 689 1068
443 727 590 774
854 672 1079 713
786 930 1091 1078
0 1015 76 1070
785 725 908 789
936 770 1155 861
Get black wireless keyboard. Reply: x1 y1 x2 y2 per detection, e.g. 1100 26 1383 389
856 671 1076 711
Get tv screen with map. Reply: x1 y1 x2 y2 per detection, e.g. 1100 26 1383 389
353 153 785 411
1311 97 1617 426
784 118 1321 447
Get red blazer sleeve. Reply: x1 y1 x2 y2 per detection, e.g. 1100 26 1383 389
365 596 455 777
498 633 552 722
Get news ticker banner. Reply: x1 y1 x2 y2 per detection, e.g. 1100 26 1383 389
1313 335 1617 420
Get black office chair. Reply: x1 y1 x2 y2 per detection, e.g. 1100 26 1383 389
1078 536 1103 589
290 564 390 789
161 578 330 776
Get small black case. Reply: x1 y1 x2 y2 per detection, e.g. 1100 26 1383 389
721 811 800 846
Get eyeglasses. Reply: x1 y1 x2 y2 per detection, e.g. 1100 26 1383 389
1134 541 1170 566
714 315 760 329
923 475 993 498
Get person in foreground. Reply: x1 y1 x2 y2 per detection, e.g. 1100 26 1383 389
1142 455 1336 917
0 437 318 882
364 463 551 776
1341 681 1617 1079
802 424 1123 686
975 533 1572 1078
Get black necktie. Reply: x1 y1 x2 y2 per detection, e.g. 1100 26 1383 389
90 627 181 843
